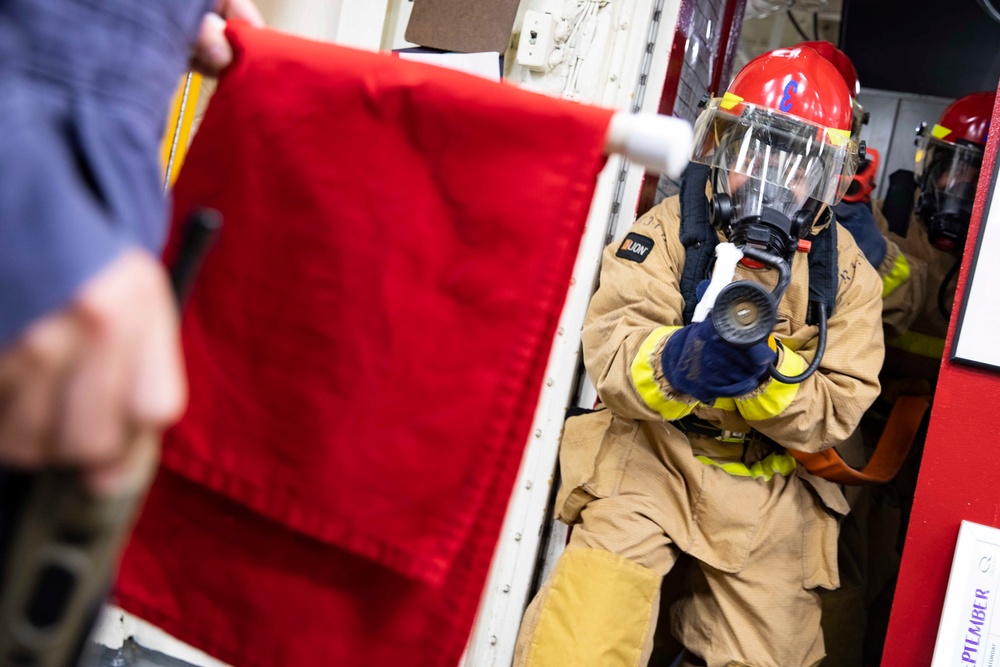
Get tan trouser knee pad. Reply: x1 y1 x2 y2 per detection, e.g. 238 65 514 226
520 549 661 667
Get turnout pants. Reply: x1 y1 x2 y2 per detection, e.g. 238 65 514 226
514 414 844 667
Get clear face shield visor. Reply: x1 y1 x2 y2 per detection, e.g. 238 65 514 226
915 134 984 212
691 98 859 234
688 100 857 387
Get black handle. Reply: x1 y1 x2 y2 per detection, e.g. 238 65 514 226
170 208 223 305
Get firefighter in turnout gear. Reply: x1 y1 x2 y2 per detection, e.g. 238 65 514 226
814 90 995 665
852 93 997 661
878 91 995 359
871 91 995 491
513 47 883 667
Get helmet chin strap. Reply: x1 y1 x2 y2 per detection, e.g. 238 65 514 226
811 203 831 230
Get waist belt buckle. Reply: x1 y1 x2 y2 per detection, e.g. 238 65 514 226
718 430 747 444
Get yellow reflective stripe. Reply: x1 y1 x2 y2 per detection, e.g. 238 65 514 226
631 326 697 420
826 127 851 146
931 124 952 140
887 331 946 359
695 452 797 481
720 92 744 110
711 397 737 411
735 348 807 421
882 252 911 298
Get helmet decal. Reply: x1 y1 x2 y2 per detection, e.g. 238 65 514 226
780 81 799 112
931 124 951 140
826 128 851 146
720 92 744 111
726 47 853 131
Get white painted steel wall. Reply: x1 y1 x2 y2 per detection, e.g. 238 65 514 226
460 1 682 665
93 606 229 667
253 0 389 50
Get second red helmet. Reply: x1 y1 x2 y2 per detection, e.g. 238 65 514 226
934 91 995 146
795 40 860 98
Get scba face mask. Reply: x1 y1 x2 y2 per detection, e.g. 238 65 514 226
710 169 824 267
915 128 984 252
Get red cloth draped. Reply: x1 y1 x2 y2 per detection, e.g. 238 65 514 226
117 22 611 666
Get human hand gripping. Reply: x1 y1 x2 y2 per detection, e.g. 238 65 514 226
0 251 185 496
191 0 266 76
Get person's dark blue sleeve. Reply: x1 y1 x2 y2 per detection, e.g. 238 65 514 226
833 200 888 269
0 0 211 346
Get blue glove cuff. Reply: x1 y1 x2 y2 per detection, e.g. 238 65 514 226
661 321 774 403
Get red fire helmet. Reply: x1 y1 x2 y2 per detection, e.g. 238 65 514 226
726 46 854 132
794 40 864 142
691 46 861 232
935 91 995 146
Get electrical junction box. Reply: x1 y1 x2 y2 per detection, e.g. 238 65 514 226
515 10 556 71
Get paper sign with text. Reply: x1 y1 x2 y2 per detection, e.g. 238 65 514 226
932 521 1000 666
